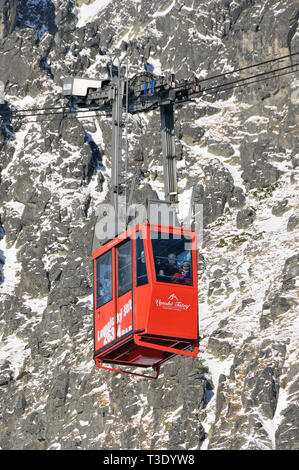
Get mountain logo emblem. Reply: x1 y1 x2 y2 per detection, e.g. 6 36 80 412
168 293 178 301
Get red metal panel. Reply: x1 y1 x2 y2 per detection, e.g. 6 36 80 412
94 300 116 351
133 282 151 332
147 284 198 339
94 246 116 353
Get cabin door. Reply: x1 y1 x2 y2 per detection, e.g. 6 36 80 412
115 239 133 339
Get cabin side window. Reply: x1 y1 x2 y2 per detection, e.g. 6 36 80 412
151 231 193 285
136 232 148 287
118 239 133 297
96 250 113 308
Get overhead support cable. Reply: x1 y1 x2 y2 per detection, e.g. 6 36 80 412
0 51 297 120
201 62 299 94
204 68 299 96
1 58 298 126
11 65 299 125
197 51 299 84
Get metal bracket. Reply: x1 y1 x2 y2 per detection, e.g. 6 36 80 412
134 335 199 358
95 359 160 380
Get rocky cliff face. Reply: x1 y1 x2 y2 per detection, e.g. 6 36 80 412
0 0 18 39
0 0 298 450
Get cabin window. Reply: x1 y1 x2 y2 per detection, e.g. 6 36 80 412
136 232 148 287
151 231 193 285
117 239 133 297
96 250 113 308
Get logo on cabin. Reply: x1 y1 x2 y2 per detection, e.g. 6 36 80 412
155 293 190 311
168 293 178 302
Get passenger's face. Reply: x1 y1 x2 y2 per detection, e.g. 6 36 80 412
168 254 176 264
182 263 190 272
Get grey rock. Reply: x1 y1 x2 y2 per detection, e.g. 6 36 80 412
0 360 13 386
14 392 27 416
208 337 232 359
0 30 41 94
272 198 289 216
208 142 235 158
10 173 36 204
270 294 292 317
24 412 46 447
131 183 159 206
282 253 299 291
261 254 298 329
212 268 224 279
0 0 17 39
240 140 282 189
287 213 299 231
259 313 271 330
209 339 287 448
241 298 255 309
193 159 234 227
227 186 246 208
276 404 299 450
291 153 299 168
236 207 256 229
250 366 280 419
180 122 205 144
214 374 227 422
49 372 70 408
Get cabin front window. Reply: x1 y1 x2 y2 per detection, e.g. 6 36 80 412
96 250 113 308
117 239 133 297
151 231 193 285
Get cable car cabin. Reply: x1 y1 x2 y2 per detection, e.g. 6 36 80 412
92 223 199 379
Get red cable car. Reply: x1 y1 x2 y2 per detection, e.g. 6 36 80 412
92 223 199 379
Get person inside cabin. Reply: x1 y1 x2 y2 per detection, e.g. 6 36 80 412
102 269 112 303
137 250 148 286
97 281 104 306
163 252 179 280
157 268 166 281
173 261 192 285
154 253 163 279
